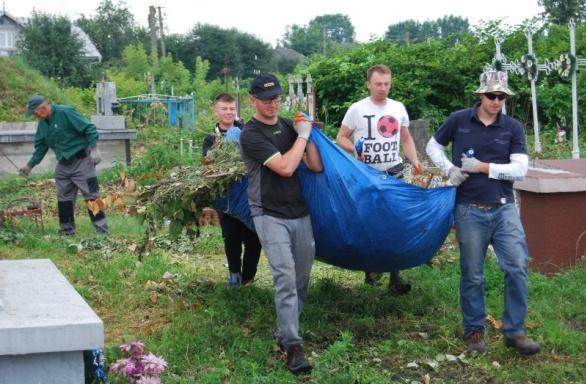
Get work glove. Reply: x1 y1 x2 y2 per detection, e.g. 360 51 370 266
18 165 32 176
293 112 312 140
223 127 241 142
461 153 482 173
448 166 468 187
90 148 102 165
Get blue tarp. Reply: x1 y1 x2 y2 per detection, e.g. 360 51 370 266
215 127 456 272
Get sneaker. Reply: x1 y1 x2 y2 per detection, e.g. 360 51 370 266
504 334 540 355
389 272 411 294
228 272 241 287
286 344 312 374
465 330 486 353
364 272 383 286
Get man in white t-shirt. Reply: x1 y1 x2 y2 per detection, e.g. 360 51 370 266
336 64 421 294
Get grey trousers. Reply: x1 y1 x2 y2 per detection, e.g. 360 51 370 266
55 154 108 234
253 214 315 348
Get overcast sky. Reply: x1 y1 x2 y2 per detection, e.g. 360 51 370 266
5 0 544 46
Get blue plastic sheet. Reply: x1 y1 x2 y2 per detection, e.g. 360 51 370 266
298 128 456 271
215 127 456 272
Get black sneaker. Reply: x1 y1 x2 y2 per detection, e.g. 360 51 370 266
286 344 312 374
465 330 486 353
504 334 540 355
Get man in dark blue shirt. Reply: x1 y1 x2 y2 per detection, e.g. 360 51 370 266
426 71 539 355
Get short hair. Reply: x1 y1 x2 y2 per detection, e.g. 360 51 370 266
366 65 392 81
214 93 235 104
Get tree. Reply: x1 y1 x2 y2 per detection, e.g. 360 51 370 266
122 44 150 80
539 0 586 24
76 0 146 64
165 24 272 80
282 24 322 56
282 14 356 56
272 47 306 73
436 15 470 38
309 14 355 43
385 20 432 43
17 12 95 87
155 54 191 95
385 16 469 43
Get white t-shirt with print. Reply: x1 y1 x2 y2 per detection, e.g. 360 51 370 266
341 97 409 171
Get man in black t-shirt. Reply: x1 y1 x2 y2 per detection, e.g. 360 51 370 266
240 74 322 373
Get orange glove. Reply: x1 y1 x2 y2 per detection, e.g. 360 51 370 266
293 112 312 140
413 162 422 176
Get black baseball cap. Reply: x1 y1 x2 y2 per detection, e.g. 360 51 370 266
249 73 282 100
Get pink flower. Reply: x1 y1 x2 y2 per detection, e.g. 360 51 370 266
120 340 145 356
141 353 168 376
111 340 166 382
136 376 161 384
109 358 128 373
123 360 140 377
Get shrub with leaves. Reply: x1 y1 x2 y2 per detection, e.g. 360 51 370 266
138 138 245 236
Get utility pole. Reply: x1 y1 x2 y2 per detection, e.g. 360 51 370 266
221 55 230 91
148 6 158 66
157 6 166 57
322 27 326 56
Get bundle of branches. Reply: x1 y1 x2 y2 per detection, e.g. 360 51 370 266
138 137 245 237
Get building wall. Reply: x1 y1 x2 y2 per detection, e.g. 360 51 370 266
0 15 19 56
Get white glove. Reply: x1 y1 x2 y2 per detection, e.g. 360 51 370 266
448 166 468 186
18 165 32 176
90 148 102 165
461 154 482 173
293 120 312 140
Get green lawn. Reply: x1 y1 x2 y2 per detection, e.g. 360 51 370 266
0 210 584 383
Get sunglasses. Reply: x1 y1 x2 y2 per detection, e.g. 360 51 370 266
484 92 507 101
255 95 281 105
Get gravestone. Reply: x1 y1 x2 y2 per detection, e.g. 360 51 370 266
514 160 586 274
0 259 104 384
409 119 431 161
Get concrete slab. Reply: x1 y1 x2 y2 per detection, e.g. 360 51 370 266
514 159 586 193
0 259 104 355
0 259 103 384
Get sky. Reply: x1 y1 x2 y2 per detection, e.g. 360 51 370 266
4 0 544 46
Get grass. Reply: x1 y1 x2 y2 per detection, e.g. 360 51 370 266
0 119 584 383
0 209 584 384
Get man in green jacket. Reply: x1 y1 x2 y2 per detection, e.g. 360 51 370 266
19 95 108 235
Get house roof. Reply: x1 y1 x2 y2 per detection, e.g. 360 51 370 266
0 11 101 62
0 10 24 25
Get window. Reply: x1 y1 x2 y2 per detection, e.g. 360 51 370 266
0 32 15 49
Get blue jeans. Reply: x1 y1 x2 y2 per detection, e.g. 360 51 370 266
455 203 529 338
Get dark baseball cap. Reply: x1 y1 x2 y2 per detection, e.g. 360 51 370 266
249 73 282 100
26 95 45 116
